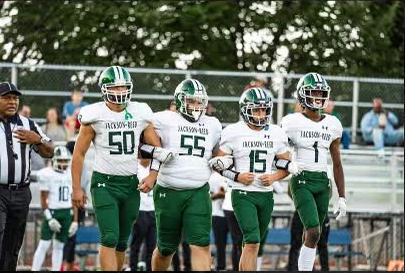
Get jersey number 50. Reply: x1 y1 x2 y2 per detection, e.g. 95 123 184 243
109 131 135 155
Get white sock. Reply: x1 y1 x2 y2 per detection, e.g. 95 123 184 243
257 256 263 271
298 245 316 271
51 239 65 271
32 240 51 271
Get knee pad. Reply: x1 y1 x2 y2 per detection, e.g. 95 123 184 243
158 243 178 257
116 240 128 252
242 231 261 245
187 234 210 247
101 233 118 248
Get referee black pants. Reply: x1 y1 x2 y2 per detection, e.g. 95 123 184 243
0 186 31 271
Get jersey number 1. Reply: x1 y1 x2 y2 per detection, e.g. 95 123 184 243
313 141 319 163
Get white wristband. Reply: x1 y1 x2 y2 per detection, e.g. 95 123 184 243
44 209 52 220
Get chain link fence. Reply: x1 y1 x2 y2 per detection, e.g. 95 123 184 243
0 62 403 143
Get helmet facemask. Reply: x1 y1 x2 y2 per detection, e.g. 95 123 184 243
52 158 70 173
52 146 72 173
241 101 273 127
177 93 208 122
299 85 330 110
101 82 133 105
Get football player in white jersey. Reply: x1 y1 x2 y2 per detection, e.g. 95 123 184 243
280 72 346 271
211 87 299 270
151 79 222 271
32 146 78 271
71 66 173 271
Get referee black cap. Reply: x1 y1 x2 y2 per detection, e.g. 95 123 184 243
0 82 22 96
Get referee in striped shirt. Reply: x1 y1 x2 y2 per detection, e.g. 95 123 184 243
0 82 54 271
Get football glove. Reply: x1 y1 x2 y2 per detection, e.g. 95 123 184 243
287 160 300 175
153 147 178 164
334 197 347 221
48 218 62 233
208 155 233 172
68 222 78 237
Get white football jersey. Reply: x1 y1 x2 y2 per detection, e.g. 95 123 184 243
208 172 228 217
79 101 153 175
222 182 233 212
280 113 343 172
37 167 72 210
137 163 154 212
219 121 289 192
153 110 222 189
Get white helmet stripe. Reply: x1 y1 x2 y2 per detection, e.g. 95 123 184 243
254 88 261 100
191 79 198 93
113 66 120 80
118 66 125 80
259 89 266 100
195 80 203 92
312 73 321 83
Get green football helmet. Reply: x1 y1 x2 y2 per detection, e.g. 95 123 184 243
174 79 208 122
239 87 273 127
98 66 133 105
296 72 330 110
52 146 71 173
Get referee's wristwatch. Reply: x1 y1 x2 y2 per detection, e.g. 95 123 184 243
35 136 50 145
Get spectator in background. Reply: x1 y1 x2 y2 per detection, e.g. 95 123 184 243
361 97 404 156
324 99 351 149
18 105 31 118
41 107 68 143
62 89 88 140
167 100 177 112
206 102 216 117
244 75 275 101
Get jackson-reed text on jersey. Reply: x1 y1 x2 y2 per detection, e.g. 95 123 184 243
105 121 138 130
242 140 273 148
300 131 331 141
177 125 209 135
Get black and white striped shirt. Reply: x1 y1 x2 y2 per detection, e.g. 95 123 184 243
0 114 50 185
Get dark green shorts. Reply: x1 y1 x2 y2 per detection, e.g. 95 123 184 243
231 190 274 244
41 208 73 243
289 171 330 230
153 183 212 256
90 171 140 252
